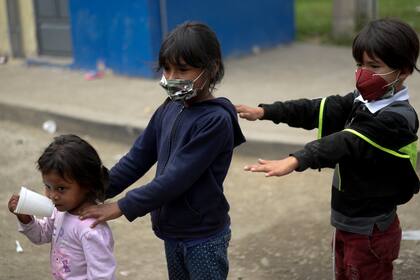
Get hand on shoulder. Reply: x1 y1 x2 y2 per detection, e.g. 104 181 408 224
235 104 264 121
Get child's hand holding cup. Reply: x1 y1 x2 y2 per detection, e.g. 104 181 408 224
8 186 54 224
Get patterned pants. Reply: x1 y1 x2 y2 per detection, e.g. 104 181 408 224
164 229 231 280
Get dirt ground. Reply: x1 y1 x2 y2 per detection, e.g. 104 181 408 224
1 120 420 280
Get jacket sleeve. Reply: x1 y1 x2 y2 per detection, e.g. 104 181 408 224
18 215 54 244
292 100 419 171
117 114 232 222
292 130 368 171
259 92 356 134
259 98 322 129
106 108 161 199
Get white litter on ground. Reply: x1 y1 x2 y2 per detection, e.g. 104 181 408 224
119 271 130 277
402 230 420 240
15 240 23 253
42 120 57 134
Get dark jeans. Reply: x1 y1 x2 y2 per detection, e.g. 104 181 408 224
164 228 231 280
335 216 401 280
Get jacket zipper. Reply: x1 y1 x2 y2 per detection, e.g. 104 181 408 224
156 105 185 230
161 105 185 174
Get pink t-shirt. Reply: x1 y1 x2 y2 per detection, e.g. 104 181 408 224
18 208 116 280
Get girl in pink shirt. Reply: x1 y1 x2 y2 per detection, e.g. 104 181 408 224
8 134 116 280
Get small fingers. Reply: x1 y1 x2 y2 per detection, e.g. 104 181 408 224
257 158 269 164
8 205 15 213
8 197 18 213
244 164 258 171
265 170 278 177
245 165 269 173
79 210 97 220
244 163 261 171
238 112 254 120
90 219 101 228
235 104 244 112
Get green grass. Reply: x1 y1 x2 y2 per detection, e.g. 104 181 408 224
295 0 420 45
380 0 420 31
295 0 332 43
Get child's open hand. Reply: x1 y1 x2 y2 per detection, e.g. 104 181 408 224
244 156 299 177
235 104 264 121
79 202 123 228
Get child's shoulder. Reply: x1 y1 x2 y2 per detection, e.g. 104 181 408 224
380 100 418 124
202 97 235 114
64 213 112 239
383 100 417 113
193 98 237 124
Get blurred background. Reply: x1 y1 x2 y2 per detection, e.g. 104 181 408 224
1 0 418 77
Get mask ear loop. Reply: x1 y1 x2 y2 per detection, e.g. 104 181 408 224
371 69 400 90
191 70 210 97
383 70 401 88
192 70 205 83
379 70 401 99
372 69 397 77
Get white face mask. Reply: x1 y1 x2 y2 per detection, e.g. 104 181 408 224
159 70 205 101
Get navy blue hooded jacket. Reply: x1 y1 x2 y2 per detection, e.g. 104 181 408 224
106 97 245 239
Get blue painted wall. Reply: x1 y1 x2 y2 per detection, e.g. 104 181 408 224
69 0 161 77
69 0 294 77
164 0 295 57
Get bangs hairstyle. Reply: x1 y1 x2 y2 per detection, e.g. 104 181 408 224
352 18 420 73
158 21 224 92
37 134 109 202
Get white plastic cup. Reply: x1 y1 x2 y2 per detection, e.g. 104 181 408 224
14 186 54 217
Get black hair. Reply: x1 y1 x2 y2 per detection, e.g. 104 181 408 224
158 21 224 92
37 134 109 202
352 18 419 73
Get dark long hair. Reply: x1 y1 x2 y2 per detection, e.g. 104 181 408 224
37 134 109 202
158 21 225 93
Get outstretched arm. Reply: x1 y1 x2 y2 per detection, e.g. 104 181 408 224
106 105 164 199
9 194 54 244
244 128 372 178
82 113 233 226
236 98 321 129
8 194 32 224
244 156 299 177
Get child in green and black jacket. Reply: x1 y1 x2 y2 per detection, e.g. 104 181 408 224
236 18 419 279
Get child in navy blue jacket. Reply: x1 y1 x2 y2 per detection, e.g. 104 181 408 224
80 22 245 279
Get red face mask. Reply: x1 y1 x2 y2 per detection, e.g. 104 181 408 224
355 68 397 101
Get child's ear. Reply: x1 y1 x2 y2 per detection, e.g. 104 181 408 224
399 67 412 80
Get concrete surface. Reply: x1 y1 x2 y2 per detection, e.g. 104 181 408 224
1 42 420 158
2 120 420 279
2 43 420 280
